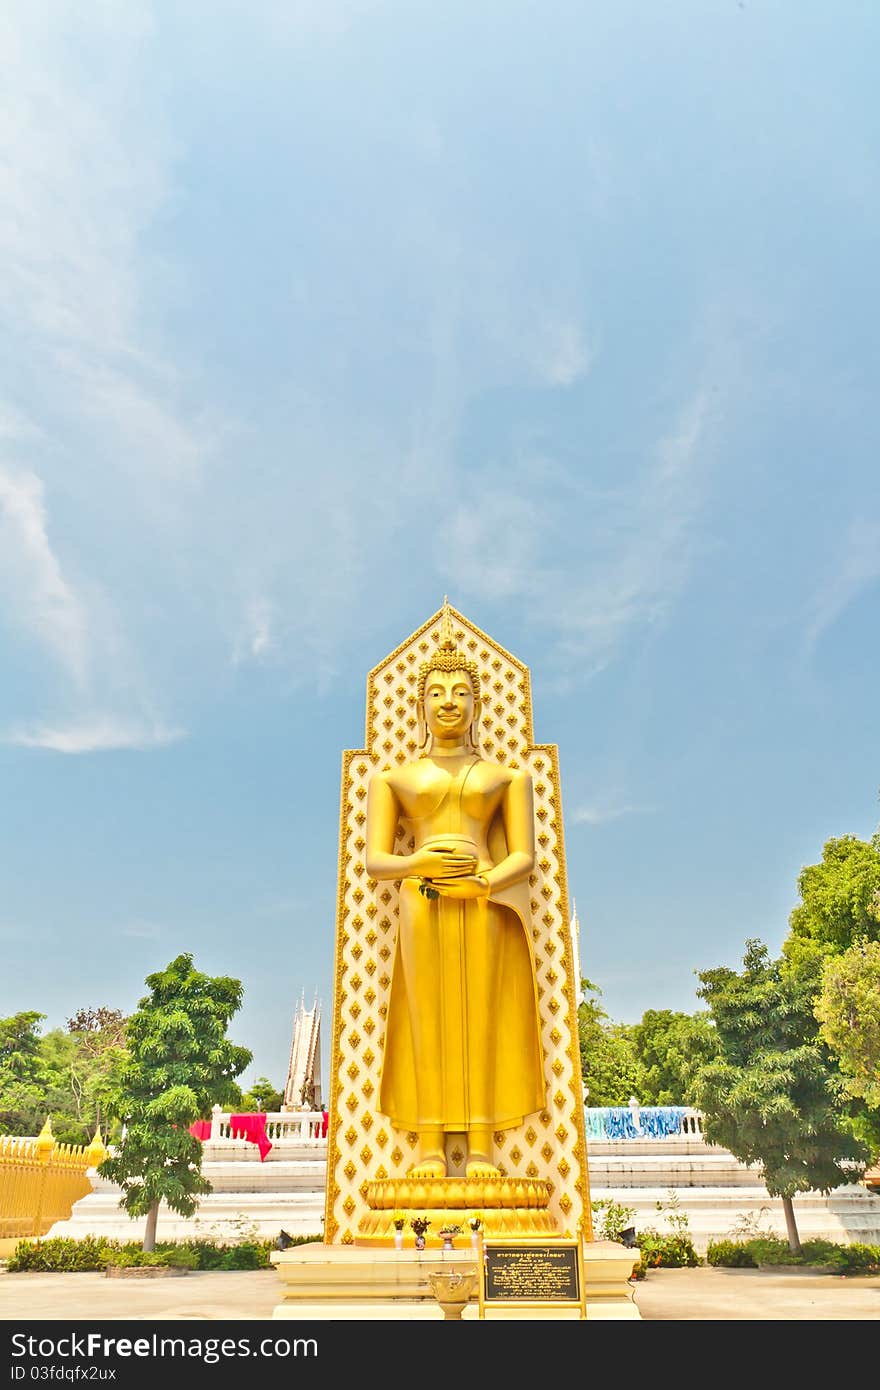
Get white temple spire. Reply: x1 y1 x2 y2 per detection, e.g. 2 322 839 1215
283 993 323 1110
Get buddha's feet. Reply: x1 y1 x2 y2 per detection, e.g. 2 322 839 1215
407 1159 447 1178
465 1158 501 1179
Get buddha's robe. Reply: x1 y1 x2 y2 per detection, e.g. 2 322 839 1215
378 757 546 1133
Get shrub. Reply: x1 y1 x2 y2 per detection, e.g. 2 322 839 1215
630 1191 700 1277
799 1239 845 1265
7 1238 117 1273
103 1247 200 1270
216 1241 267 1270
707 1236 870 1271
706 1239 758 1268
824 1243 880 1275
6 1233 320 1274
591 1199 636 1243
169 1239 228 1271
158 1246 200 1269
636 1231 700 1272
745 1237 842 1268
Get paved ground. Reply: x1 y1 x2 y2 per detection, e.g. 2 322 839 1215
1 1265 879 1321
630 1265 880 1320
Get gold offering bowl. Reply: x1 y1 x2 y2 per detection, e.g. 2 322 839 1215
428 1270 479 1320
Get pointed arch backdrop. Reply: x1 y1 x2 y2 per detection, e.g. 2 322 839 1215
324 604 593 1243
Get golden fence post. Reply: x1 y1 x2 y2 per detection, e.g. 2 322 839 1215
85 1127 108 1169
31 1117 55 1238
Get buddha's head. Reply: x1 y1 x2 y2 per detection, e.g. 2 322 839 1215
416 605 482 753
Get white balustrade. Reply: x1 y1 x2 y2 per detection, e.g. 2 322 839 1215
203 1102 704 1147
680 1107 704 1138
208 1106 328 1143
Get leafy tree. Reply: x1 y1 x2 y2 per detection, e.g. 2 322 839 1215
0 1012 50 1135
629 1009 721 1106
690 939 870 1252
64 1007 129 1142
578 978 642 1105
35 1029 83 1142
67 1007 127 1050
783 833 880 973
32 1008 130 1145
100 954 252 1251
237 1076 284 1113
781 829 880 1149
0 1009 129 1141
814 940 880 1110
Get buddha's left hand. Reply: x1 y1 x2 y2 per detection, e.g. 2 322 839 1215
429 875 490 900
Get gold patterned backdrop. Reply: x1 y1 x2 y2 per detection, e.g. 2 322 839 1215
324 605 592 1244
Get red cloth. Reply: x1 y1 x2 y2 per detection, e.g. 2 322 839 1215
188 1121 212 1141
229 1113 272 1161
321 1109 329 1138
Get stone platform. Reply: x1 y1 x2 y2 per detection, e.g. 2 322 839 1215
270 1239 641 1319
588 1138 880 1250
47 1143 327 1244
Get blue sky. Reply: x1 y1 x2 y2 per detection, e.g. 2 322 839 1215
2 1 878 1092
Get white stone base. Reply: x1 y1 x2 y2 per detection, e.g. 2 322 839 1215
46 1166 325 1244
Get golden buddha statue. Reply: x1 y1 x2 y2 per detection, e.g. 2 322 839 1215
366 606 546 1179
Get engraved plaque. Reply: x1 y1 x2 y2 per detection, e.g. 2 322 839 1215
480 1240 584 1314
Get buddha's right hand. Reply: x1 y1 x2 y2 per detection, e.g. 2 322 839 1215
406 845 478 880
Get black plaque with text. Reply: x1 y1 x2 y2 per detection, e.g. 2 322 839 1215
483 1241 581 1305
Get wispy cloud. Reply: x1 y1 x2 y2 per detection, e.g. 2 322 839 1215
259 0 386 42
2 6 164 357
532 318 594 387
557 389 711 665
0 3 716 713
1 5 215 497
233 596 275 664
0 461 184 752
0 467 89 686
6 717 183 754
468 248 596 392
443 387 714 680
0 6 209 745
0 405 44 444
804 518 880 655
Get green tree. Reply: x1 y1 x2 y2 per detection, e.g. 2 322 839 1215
814 940 880 1110
0 1011 50 1135
783 833 880 972
35 1008 129 1145
237 1076 284 1113
690 940 870 1252
782 828 880 1149
579 978 642 1105
629 1009 721 1106
36 1029 82 1142
100 955 252 1251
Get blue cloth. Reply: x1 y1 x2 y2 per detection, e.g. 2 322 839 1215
584 1105 686 1139
583 1108 607 1139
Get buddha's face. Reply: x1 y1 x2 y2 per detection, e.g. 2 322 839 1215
422 668 476 741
